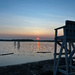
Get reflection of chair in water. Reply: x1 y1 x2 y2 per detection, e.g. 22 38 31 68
54 20 75 75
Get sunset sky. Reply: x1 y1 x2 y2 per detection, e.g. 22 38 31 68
0 0 75 40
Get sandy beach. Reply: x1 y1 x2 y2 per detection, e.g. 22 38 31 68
0 59 54 75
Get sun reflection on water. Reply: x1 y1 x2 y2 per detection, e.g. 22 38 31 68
37 42 39 51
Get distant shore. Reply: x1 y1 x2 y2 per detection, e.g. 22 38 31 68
0 39 55 42
0 59 54 75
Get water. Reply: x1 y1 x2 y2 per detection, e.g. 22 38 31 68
0 42 55 66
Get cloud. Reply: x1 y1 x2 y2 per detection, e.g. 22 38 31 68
0 14 59 39
41 14 75 24
42 14 75 19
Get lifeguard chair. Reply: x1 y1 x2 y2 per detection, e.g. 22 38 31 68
54 20 75 75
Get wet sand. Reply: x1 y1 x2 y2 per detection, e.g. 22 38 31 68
0 59 54 75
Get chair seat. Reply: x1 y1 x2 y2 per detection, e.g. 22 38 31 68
56 36 75 41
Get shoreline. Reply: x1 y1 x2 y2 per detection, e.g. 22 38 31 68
0 59 54 75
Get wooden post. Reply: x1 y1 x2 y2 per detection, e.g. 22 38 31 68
53 29 57 75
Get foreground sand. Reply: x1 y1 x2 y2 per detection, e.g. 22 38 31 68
0 59 54 75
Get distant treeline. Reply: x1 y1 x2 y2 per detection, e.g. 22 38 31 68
0 39 34 41
0 39 55 42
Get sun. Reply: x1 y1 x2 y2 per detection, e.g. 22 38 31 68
36 38 40 40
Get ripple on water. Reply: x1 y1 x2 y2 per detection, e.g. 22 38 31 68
0 42 54 66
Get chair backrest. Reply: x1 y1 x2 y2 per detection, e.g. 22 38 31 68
65 20 75 37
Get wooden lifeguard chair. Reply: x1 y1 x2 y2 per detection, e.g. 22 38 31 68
54 20 75 75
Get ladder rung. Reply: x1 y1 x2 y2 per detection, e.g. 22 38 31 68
73 57 75 59
58 69 66 74
54 52 70 55
69 72 75 75
59 65 66 68
69 65 75 69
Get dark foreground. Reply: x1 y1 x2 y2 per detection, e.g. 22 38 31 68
0 59 54 75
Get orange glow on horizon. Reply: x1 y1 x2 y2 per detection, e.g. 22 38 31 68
0 28 55 39
36 38 40 40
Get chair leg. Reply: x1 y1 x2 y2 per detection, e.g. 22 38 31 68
64 39 69 75
55 40 64 75
53 40 57 75
69 41 72 72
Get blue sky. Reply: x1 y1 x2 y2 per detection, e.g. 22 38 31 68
0 0 75 39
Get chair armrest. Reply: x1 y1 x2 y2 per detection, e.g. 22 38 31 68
54 26 65 30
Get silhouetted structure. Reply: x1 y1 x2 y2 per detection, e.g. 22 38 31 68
54 20 75 75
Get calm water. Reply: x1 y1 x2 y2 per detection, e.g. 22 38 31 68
0 42 57 66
